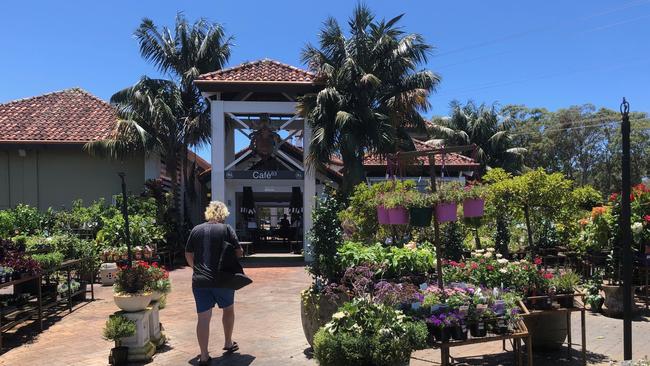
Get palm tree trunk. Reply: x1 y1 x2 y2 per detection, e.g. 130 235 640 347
340 148 366 196
166 152 181 228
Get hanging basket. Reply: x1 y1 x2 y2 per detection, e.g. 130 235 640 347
463 198 485 218
387 206 409 225
409 207 433 227
377 205 390 225
435 202 458 223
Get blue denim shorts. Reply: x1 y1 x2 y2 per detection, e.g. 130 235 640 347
192 287 235 313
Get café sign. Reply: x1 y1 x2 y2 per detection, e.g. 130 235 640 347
225 170 303 180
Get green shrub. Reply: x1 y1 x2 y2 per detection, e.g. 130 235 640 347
441 222 464 261
337 241 435 279
308 189 344 281
313 299 427 366
11 204 43 235
32 251 65 271
0 210 16 238
102 314 136 346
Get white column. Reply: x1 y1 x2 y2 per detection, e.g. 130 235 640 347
303 119 315 262
225 125 235 166
211 100 226 203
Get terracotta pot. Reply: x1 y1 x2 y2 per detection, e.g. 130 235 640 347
300 291 348 346
602 284 637 318
387 206 409 225
113 292 152 312
377 205 390 225
463 198 485 218
435 202 458 223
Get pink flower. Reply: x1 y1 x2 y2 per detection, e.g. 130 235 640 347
534 257 542 265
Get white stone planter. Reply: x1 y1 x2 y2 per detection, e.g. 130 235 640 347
100 263 118 286
150 291 164 302
114 292 152 312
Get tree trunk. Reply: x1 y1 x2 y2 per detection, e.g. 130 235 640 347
166 152 181 224
523 205 535 256
340 148 366 196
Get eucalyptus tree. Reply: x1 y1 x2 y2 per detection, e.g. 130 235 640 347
298 4 440 194
429 101 526 173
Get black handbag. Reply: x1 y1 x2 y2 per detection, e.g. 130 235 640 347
215 241 253 290
202 227 252 290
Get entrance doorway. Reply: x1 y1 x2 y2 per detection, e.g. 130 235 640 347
235 191 303 254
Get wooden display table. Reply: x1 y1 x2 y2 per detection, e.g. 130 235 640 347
430 318 532 366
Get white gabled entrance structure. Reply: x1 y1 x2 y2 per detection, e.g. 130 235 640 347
195 59 327 260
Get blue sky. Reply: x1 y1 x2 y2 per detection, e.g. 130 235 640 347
2 1 649 162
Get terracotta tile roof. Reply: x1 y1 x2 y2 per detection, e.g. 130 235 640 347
363 139 480 168
197 59 318 83
0 88 117 144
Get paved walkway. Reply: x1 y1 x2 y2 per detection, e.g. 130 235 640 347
0 264 648 366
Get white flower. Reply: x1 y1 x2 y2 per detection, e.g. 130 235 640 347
496 253 503 259
487 248 495 252
331 312 345 320
379 328 392 336
632 222 643 234
499 268 508 274
475 249 485 254
497 258 509 264
483 252 493 258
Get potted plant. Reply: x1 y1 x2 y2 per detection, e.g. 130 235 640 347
113 261 153 312
584 271 604 312
448 312 467 341
103 314 136 366
313 299 428 366
434 182 463 223
376 193 391 225
407 191 434 227
384 189 410 225
426 312 452 343
147 263 171 302
550 270 580 308
463 184 487 218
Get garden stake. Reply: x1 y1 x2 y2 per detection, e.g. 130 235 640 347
620 97 633 360
118 172 133 267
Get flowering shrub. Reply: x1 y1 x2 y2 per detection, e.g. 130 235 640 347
147 262 171 294
114 261 153 294
313 298 427 366
442 249 552 295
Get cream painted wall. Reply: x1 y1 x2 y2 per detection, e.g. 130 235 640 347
0 145 144 210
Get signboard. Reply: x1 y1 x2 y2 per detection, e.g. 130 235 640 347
225 170 304 180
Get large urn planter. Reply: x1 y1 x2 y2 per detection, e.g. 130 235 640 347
602 284 637 318
435 203 457 223
462 198 485 218
114 292 153 312
522 311 567 350
150 291 164 302
300 291 348 346
409 207 433 227
376 206 390 225
387 207 409 225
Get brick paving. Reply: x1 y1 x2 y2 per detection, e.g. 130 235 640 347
0 263 648 366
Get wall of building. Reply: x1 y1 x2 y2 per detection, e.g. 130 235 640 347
0 145 144 210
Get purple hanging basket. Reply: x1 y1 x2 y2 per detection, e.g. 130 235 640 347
377 205 390 225
435 202 458 223
463 198 485 218
387 206 409 225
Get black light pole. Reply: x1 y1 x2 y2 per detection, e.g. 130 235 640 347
118 173 133 267
620 97 633 360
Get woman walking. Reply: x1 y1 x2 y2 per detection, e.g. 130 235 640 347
185 201 246 365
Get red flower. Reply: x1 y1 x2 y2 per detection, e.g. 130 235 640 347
534 257 542 265
609 192 619 201
644 215 650 223
630 193 635 202
459 262 466 268
486 265 494 271
471 262 479 270
543 273 554 280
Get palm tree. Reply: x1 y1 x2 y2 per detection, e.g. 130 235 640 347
87 13 232 224
429 101 526 173
85 77 195 203
298 4 440 195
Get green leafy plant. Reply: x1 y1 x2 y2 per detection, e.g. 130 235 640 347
550 270 580 294
102 314 136 346
463 184 488 200
406 190 435 209
337 241 436 279
308 189 344 281
113 261 153 294
31 251 65 271
435 182 464 203
313 298 427 366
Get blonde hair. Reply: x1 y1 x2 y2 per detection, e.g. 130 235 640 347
204 201 229 222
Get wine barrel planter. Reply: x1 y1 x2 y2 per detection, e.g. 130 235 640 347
602 284 637 318
522 311 568 350
300 291 349 346
409 207 433 227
